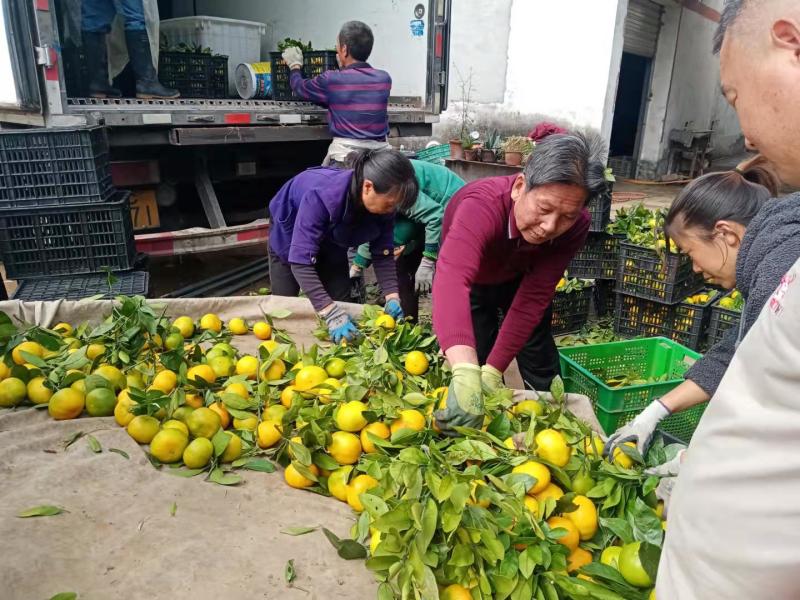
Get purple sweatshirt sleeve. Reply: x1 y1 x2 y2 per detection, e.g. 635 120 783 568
372 254 399 296
289 69 330 107
290 263 331 312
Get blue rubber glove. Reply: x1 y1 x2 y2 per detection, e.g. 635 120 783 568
322 304 360 344
384 298 404 321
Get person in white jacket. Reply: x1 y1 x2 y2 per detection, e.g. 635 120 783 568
651 0 800 597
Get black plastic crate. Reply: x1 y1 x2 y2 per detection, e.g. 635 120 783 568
551 285 594 335
613 291 716 351
270 51 338 100
0 190 136 279
158 52 228 98
0 126 113 207
569 232 621 279
617 241 704 303
707 293 743 346
13 271 149 301
588 181 612 232
593 279 616 317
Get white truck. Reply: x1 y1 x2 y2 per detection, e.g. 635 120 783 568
0 0 451 256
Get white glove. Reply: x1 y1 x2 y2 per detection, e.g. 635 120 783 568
414 257 436 294
349 263 363 280
644 449 686 518
282 47 304 70
603 400 670 457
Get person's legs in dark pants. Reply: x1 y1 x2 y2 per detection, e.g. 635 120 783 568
396 246 423 321
470 282 509 365
470 278 560 390
514 303 561 391
315 246 352 302
268 247 300 297
82 0 121 97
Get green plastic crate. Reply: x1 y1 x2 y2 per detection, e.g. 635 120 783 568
559 337 706 443
414 143 451 165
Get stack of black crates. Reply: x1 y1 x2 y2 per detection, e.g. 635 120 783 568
565 180 616 325
270 51 338 100
0 126 148 301
553 182 614 334
612 242 709 350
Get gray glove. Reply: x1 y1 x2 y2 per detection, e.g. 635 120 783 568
349 263 363 280
644 449 686 518
282 47 304 70
604 400 670 457
414 257 436 294
434 363 484 436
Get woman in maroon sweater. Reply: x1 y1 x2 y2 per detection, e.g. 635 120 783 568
432 133 607 434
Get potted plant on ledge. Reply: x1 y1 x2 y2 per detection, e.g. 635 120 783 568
502 136 533 166
481 129 502 163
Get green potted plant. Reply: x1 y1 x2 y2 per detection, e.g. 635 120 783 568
462 136 479 161
502 136 533 166
481 129 501 163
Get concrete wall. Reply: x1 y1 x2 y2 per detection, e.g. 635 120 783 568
636 0 742 177
169 0 429 98
435 0 622 141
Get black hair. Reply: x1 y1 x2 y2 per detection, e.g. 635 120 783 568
338 21 374 61
665 155 780 240
346 149 418 212
714 0 746 54
523 132 608 206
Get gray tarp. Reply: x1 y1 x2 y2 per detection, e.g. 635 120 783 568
0 296 601 599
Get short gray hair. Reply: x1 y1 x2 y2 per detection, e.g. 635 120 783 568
523 132 608 202
713 0 746 54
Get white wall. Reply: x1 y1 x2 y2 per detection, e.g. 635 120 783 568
169 0 429 98
504 0 620 129
437 0 621 141
636 0 742 176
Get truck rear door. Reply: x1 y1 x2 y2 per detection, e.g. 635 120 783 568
0 0 42 114
427 0 451 114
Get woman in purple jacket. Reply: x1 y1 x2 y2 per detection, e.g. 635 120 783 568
268 149 418 342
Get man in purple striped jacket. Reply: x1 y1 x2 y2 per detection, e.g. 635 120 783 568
281 21 392 166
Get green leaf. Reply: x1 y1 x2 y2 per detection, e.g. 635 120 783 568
344 385 368 403
17 505 65 518
170 502 177 516
63 431 85 449
84 374 111 391
221 392 257 411
448 543 474 567
642 475 660 497
510 575 533 600
639 541 661 583
599 517 634 544
338 539 368 560
208 468 242 486
377 582 396 600
361 494 389 519
519 546 538 579
398 447 427 465
312 451 340 472
549 375 565 402
109 448 129 459
268 308 292 319
487 412 512 440
587 477 615 498
417 498 437 554
48 594 77 600
211 430 231 458
290 441 312 466
281 526 317 536
86 435 102 453
374 346 388 364
19 351 47 368
626 497 663 547
240 458 276 473
166 468 206 478
291 461 319 483
285 558 296 583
